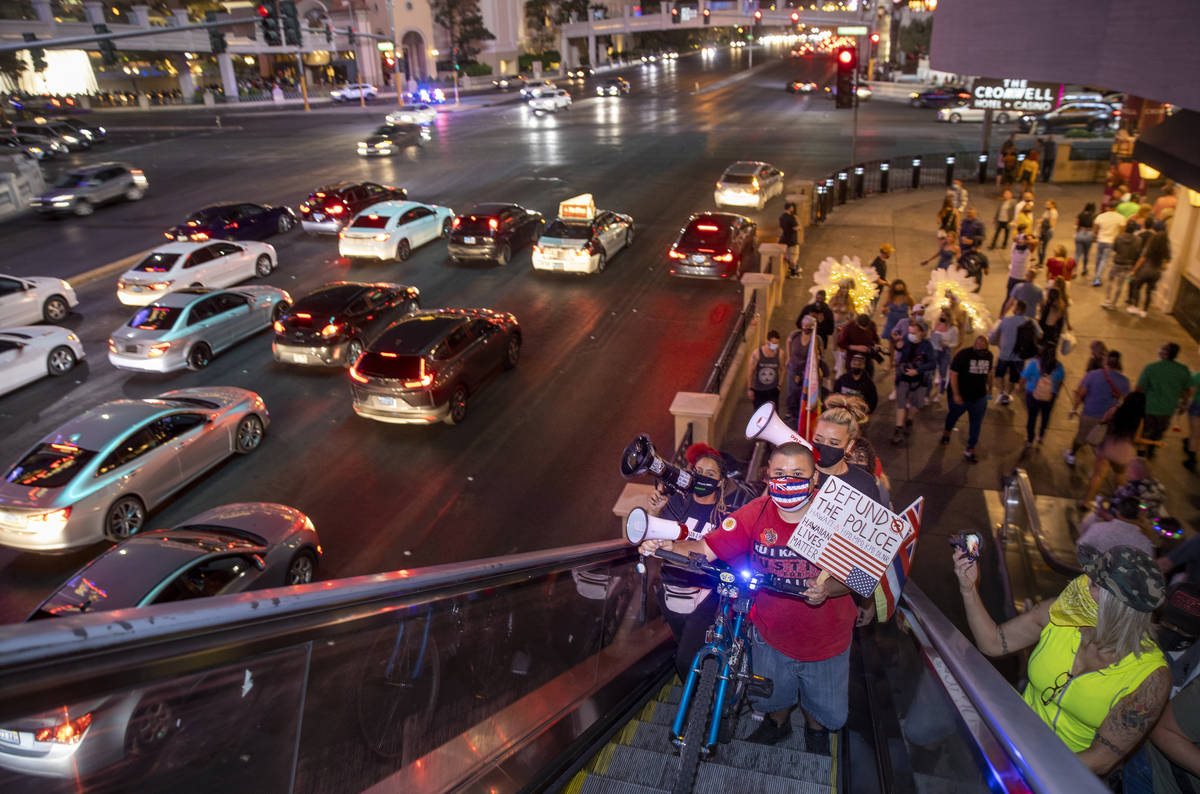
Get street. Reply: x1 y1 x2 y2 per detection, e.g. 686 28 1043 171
0 47 1002 623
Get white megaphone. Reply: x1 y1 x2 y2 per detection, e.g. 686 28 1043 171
745 403 813 449
625 507 703 545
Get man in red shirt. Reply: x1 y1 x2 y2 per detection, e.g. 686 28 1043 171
639 443 856 754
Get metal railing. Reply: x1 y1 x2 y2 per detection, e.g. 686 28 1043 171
702 291 756 394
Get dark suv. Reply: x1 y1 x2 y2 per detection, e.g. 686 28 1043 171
1018 102 1117 134
667 212 758 279
447 203 544 265
349 308 521 425
272 281 420 367
299 182 407 235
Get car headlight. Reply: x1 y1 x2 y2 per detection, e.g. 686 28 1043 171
58 194 74 201
356 141 367 147
62 135 78 143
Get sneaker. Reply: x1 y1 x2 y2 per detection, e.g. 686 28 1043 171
964 449 978 463
1100 302 1113 310
804 725 831 756
1135 308 1148 318
941 431 951 445
891 427 904 445
905 419 913 434
888 390 896 401
1092 280 1101 287
998 393 1011 406
1065 450 1076 466
747 717 793 746
1126 305 1139 315
1037 435 1045 446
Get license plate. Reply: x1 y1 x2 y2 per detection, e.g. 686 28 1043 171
463 236 476 244
691 255 705 264
288 353 309 364
125 345 137 353
176 235 187 241
376 396 395 407
0 729 19 745
130 285 143 292
312 213 326 221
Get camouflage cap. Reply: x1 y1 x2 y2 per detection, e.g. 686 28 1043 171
1077 544 1165 613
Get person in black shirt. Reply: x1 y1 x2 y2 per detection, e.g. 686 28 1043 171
809 406 882 503
941 335 995 463
779 202 800 278
869 244 893 311
799 290 836 349
833 352 879 414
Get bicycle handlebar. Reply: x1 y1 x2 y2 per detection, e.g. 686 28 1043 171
653 549 810 598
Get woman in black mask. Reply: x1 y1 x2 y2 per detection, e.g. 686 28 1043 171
809 405 882 504
646 444 755 679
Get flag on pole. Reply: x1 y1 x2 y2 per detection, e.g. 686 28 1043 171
797 329 822 441
873 497 923 622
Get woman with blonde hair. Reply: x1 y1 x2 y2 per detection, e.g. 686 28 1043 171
1038 199 1059 264
809 404 882 502
1045 244 1076 282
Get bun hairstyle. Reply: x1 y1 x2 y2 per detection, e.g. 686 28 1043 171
821 398 870 434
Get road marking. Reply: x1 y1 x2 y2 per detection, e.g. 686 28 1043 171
69 246 158 287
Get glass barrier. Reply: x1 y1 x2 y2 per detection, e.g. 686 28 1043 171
0 544 664 794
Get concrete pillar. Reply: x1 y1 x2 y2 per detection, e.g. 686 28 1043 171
82 1 105 25
559 30 572 68
175 56 195 102
587 34 597 67
130 5 150 27
31 0 53 23
171 9 188 27
669 392 721 450
217 52 239 101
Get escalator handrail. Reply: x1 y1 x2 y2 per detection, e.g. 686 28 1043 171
1013 468 1084 577
0 538 635 707
901 582 1107 794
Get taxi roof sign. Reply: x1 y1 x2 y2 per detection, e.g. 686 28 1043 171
558 194 595 221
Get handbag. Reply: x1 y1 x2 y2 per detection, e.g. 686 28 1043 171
1059 331 1076 356
1085 422 1108 447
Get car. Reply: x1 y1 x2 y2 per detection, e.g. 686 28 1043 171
1018 101 1117 134
29 504 321 621
0 274 77 324
0 387 270 551
823 83 873 101
32 162 148 217
565 66 593 79
385 103 437 125
331 82 378 102
298 182 407 235
663 51 679 60
0 326 84 396
667 212 758 279
492 74 527 89
787 80 816 94
164 202 296 242
447 203 545 265
640 53 659 63
0 132 48 160
6 131 66 158
909 86 971 108
49 116 106 143
529 89 572 113
596 77 631 96
356 122 430 157
729 41 746 48
11 120 88 150
531 194 633 274
272 281 420 368
108 286 291 373
115 241 279 306
714 160 784 210
349 308 521 425
937 104 1013 124
338 200 455 262
520 79 556 99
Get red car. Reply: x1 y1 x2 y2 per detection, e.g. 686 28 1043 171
667 213 758 279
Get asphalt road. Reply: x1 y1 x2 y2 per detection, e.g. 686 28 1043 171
0 47 995 624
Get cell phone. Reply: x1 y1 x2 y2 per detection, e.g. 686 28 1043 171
949 532 982 562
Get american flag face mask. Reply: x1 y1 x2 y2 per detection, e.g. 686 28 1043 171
767 475 816 511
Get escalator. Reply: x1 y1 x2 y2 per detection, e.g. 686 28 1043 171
0 538 1106 794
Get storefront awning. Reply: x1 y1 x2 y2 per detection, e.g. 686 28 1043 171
1133 110 1200 191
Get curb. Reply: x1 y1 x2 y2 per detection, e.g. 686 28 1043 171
69 247 157 288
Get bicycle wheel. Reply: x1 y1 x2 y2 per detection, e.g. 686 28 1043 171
673 656 717 794
356 619 441 759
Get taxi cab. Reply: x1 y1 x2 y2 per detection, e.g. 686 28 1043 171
530 194 633 275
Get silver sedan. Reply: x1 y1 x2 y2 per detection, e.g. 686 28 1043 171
0 387 270 551
108 286 290 373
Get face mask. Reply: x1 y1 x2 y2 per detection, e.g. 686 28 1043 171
850 365 865 375
767 475 816 511
907 333 920 343
813 443 845 468
767 342 779 351
690 474 719 498
1158 626 1195 654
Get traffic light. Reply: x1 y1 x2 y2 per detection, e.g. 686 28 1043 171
280 0 301 47
22 33 47 72
325 23 332 45
671 6 680 23
93 24 117 65
835 45 856 108
702 8 710 24
256 0 282 46
347 25 356 46
791 11 799 22
204 11 227 55
753 9 762 21
870 32 880 44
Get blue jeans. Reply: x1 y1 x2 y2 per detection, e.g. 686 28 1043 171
1121 746 1155 794
750 630 851 730
1094 241 1114 283
944 395 988 449
1074 230 1094 270
935 348 952 393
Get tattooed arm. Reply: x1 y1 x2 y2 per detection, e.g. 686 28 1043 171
1077 668 1170 775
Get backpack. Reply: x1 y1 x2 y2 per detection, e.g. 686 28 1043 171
1013 319 1039 360
1032 372 1055 401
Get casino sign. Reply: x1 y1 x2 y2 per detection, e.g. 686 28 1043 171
970 78 1060 114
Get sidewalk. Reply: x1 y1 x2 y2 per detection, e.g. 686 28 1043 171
721 181 1198 609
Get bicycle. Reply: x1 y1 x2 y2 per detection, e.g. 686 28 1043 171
652 548 808 794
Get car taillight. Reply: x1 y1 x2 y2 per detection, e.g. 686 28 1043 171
299 205 311 213
320 322 342 338
328 204 344 215
452 217 461 229
373 233 389 241
34 712 92 744
296 312 311 319
668 249 685 259
714 252 734 262
149 281 172 290
108 339 117 353
696 224 719 231
533 244 542 254
116 279 125 289
163 231 173 239
488 218 498 231
315 192 326 198
186 220 197 227
148 342 171 357
403 359 434 389
273 320 284 333
189 232 209 241
348 355 369 383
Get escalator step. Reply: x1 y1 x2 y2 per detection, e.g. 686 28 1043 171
696 762 832 793
589 743 674 788
572 775 668 794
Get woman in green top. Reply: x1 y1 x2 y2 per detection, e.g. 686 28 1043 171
955 543 1168 778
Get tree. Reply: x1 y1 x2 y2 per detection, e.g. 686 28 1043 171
431 0 495 62
898 17 932 59
524 0 556 53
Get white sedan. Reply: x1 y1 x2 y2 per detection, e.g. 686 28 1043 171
338 200 455 262
386 104 437 125
0 326 85 396
116 241 278 306
937 104 1014 124
0 274 78 325
331 83 378 102
529 90 572 113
